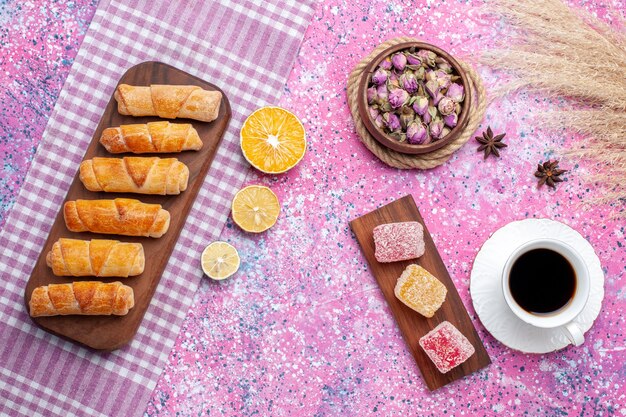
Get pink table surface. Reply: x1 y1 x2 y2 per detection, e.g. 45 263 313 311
1 0 625 416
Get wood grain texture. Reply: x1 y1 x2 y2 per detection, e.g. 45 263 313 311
349 195 490 390
24 62 231 350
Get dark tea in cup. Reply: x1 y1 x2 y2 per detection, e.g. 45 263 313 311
501 238 590 346
508 248 576 314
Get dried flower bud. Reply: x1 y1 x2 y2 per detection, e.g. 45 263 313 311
441 127 451 138
425 69 437 82
400 72 419 94
379 57 392 70
447 83 465 103
388 131 407 142
369 106 380 120
389 88 409 109
372 68 388 86
376 85 388 103
412 96 429 116
414 67 425 81
438 97 455 116
422 107 432 124
406 121 428 145
406 53 422 66
367 87 378 104
425 80 439 99
417 49 437 67
379 101 392 112
436 58 453 73
433 91 445 106
436 71 452 89
374 114 384 128
387 72 400 88
430 119 444 139
391 53 407 72
383 112 401 132
443 112 458 128
400 111 414 130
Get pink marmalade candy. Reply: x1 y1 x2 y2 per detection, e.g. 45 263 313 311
373 221 425 263
419 321 475 373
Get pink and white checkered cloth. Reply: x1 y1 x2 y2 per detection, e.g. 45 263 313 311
0 0 315 415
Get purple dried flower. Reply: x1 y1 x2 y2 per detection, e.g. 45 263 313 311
369 106 380 120
367 87 378 104
391 53 407 72
443 112 458 128
447 83 465 103
372 68 388 86
388 88 409 109
399 72 419 94
406 53 421 66
412 96 429 116
437 97 456 116
406 121 428 145
417 49 437 67
425 80 439 99
374 114 384 128
376 84 388 101
433 90 445 106
384 112 401 132
379 57 392 70
388 72 400 88
422 108 432 124
430 119 445 139
425 69 437 82
436 71 452 89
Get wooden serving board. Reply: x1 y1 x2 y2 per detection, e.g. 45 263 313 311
350 195 490 390
24 61 231 350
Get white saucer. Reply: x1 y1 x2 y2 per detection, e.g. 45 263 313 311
470 219 605 353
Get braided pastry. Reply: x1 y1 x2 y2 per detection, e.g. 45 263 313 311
80 157 189 195
64 198 170 238
114 84 221 122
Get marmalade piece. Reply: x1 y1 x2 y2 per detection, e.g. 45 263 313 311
419 321 475 373
373 221 425 263
394 264 447 318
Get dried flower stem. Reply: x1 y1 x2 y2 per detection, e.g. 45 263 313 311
481 0 626 215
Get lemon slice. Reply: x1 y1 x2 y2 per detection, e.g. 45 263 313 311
240 106 306 174
231 185 280 233
201 241 240 280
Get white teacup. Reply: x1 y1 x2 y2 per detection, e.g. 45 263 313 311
501 239 590 346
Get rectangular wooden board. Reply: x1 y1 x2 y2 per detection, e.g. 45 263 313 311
350 195 490 390
24 61 231 350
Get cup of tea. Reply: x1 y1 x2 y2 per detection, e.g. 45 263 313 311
501 239 590 346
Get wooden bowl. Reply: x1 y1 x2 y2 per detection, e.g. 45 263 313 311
358 42 471 155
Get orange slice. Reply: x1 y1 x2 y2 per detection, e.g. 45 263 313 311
231 185 280 233
201 241 240 280
240 106 306 174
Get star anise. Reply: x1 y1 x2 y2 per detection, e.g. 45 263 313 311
535 160 567 188
475 126 507 159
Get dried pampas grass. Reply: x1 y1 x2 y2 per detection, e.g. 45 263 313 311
482 0 626 215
